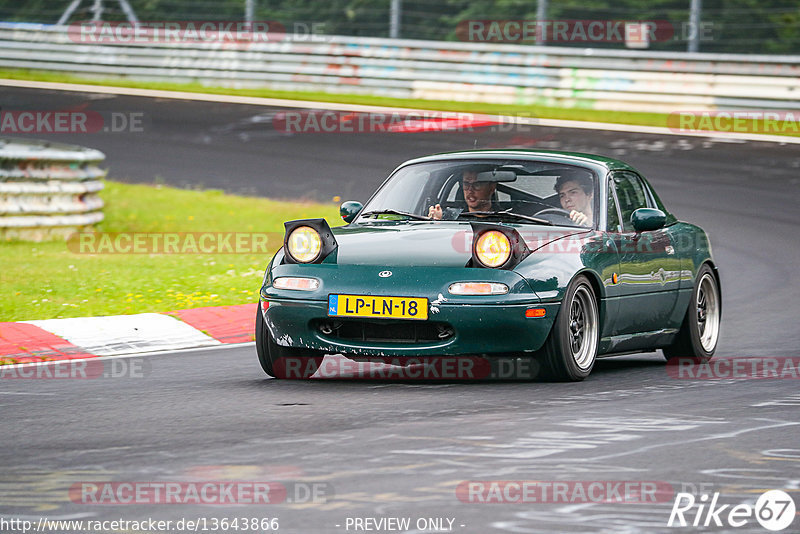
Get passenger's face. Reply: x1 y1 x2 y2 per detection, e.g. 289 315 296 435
558 180 592 213
462 171 495 211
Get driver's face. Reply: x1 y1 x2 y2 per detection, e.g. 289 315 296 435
558 180 592 213
462 171 495 211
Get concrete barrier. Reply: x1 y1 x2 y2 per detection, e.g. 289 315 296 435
0 22 798 113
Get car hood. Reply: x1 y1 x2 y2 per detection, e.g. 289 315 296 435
329 222 588 267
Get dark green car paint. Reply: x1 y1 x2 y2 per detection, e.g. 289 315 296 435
259 150 718 359
631 207 667 232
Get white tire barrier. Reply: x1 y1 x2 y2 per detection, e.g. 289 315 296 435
0 136 105 241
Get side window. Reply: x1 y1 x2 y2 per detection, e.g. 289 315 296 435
612 171 649 232
607 179 621 232
495 188 511 202
645 180 677 226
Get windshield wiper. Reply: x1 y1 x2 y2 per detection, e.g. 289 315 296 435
458 209 555 225
360 209 431 221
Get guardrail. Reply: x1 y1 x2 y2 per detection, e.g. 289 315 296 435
0 22 798 113
0 136 105 241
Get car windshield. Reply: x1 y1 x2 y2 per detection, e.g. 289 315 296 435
358 159 599 228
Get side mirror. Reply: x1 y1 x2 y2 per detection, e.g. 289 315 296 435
339 201 363 224
631 208 666 232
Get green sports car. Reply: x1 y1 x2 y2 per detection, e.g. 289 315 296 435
256 150 721 381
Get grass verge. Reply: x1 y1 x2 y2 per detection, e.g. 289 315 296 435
1 180 340 321
3 68 797 138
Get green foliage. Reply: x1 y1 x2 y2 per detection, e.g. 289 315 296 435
0 0 796 52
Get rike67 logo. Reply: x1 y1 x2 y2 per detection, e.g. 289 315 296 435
668 490 796 531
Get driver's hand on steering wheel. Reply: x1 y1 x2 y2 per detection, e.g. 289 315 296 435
428 204 443 220
569 210 589 226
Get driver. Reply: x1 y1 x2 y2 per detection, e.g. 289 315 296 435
428 169 496 220
555 170 594 227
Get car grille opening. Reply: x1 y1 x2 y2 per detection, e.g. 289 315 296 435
314 319 454 344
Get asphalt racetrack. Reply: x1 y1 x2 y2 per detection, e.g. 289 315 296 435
2 86 800 533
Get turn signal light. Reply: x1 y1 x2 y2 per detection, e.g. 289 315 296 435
273 277 320 291
449 282 509 295
525 308 546 318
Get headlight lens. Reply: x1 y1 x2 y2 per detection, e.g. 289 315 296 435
273 277 320 291
449 282 508 295
475 230 511 268
287 226 322 263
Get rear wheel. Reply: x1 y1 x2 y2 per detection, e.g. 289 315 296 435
255 305 323 379
663 265 720 362
538 275 599 381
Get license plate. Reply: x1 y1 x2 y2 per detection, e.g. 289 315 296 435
328 294 428 320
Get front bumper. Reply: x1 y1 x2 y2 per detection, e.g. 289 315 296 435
261 298 559 357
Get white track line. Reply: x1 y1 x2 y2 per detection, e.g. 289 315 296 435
2 78 797 144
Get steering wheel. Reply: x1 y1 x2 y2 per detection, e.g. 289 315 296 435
534 207 572 218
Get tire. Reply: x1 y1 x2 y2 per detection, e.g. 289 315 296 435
538 275 599 381
255 305 323 379
663 264 720 362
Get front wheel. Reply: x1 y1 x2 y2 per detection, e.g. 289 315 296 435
255 305 323 379
663 265 720 362
538 275 599 381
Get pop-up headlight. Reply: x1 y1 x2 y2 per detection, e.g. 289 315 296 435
283 218 337 264
470 222 530 270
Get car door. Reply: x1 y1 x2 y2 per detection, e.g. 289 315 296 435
607 171 680 335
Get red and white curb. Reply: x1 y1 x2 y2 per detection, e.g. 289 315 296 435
0 304 256 363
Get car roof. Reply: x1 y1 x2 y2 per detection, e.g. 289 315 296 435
399 149 637 173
